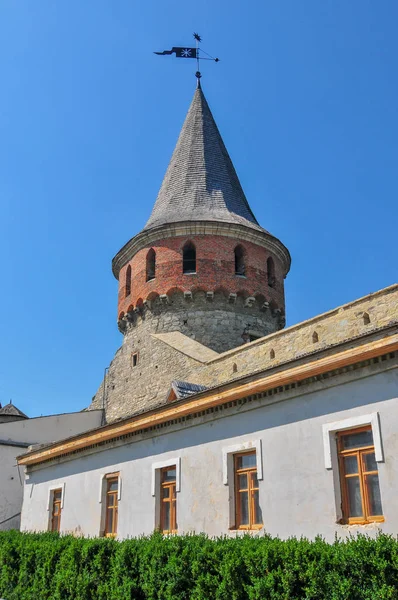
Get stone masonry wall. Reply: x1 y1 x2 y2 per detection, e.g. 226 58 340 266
89 284 398 422
89 319 205 423
118 289 282 353
192 284 398 388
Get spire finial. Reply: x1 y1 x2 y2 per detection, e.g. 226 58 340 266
196 71 202 88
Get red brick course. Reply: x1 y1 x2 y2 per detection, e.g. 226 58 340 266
117 235 285 318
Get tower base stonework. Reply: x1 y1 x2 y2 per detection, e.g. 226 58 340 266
119 289 283 354
90 288 283 422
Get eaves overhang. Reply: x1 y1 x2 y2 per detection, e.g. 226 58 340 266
111 220 291 280
17 333 398 468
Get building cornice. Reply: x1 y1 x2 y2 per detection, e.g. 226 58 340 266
112 221 291 280
17 333 398 467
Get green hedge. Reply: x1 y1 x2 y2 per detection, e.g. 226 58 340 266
1 530 398 599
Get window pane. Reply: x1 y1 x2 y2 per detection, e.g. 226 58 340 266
162 486 170 499
236 453 256 469
108 480 118 492
107 508 114 532
54 490 62 501
52 516 60 532
343 455 358 475
251 472 259 488
162 468 176 482
252 490 263 525
238 473 248 490
239 491 249 525
107 494 115 507
341 429 373 450
346 476 363 518
363 452 377 472
163 502 170 531
365 474 383 516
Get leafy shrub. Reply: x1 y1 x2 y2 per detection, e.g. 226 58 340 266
0 530 398 599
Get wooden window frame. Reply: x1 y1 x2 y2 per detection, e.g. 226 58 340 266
337 426 384 525
50 488 62 532
160 466 177 534
234 451 262 530
104 475 119 537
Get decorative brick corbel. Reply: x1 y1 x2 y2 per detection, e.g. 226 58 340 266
244 296 256 308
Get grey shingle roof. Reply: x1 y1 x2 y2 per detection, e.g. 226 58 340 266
0 403 28 419
144 83 266 233
169 380 208 400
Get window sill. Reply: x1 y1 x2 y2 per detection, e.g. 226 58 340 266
339 517 385 526
183 272 197 275
235 274 246 278
229 525 263 532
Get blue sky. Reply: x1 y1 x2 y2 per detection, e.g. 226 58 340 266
0 1 397 417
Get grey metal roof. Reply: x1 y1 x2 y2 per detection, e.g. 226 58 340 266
144 83 266 233
170 380 208 400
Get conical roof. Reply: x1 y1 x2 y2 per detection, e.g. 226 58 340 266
0 402 28 419
144 83 265 233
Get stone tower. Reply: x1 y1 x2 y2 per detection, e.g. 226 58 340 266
90 81 291 421
114 82 290 353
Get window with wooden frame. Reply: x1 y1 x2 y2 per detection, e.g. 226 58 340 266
104 475 119 537
50 488 62 532
234 451 262 530
160 466 177 533
337 426 384 524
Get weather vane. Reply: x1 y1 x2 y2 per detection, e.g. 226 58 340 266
154 33 219 81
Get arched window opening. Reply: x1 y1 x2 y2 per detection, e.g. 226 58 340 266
267 257 276 288
183 242 196 274
363 312 371 325
232 363 238 374
312 331 319 343
125 265 132 297
234 245 245 276
270 349 275 359
146 249 156 282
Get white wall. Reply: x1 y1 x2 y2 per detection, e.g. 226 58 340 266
0 410 103 530
0 411 103 445
21 369 398 541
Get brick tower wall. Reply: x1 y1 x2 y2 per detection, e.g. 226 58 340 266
116 235 285 353
118 235 285 315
